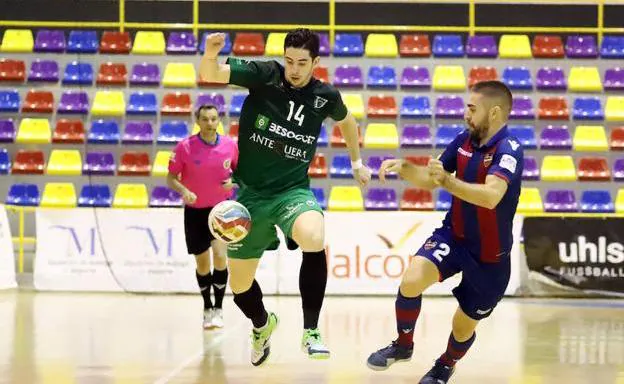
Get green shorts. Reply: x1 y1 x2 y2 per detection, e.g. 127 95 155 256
227 187 323 259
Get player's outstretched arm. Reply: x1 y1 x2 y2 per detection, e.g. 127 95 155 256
199 33 231 84
336 112 371 186
379 159 438 190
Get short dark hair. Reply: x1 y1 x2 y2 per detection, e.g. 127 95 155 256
284 28 320 59
195 104 218 119
471 80 513 116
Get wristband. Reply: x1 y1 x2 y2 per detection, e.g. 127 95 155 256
351 159 363 170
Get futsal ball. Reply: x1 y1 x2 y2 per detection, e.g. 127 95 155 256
208 200 252 244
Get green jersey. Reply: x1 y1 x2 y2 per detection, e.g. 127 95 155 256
226 57 348 197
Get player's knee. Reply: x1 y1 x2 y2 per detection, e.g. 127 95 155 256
195 251 211 274
294 230 324 252
400 257 438 295
229 276 253 294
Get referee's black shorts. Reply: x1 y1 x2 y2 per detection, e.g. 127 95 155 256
184 206 216 256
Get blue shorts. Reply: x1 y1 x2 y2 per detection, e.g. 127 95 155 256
416 228 511 320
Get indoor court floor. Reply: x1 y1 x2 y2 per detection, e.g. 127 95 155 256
0 291 623 384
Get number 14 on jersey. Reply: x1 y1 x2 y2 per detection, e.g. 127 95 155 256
287 101 305 127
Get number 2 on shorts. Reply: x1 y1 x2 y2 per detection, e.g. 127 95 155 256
432 243 450 262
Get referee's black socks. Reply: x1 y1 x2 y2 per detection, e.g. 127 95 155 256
300 250 328 330
233 280 268 329
212 268 228 309
196 271 213 309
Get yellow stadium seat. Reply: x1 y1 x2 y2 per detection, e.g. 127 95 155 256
342 93 365 120
152 151 172 176
541 155 577 182
364 123 399 149
91 91 125 116
616 189 624 213
0 29 34 52
265 33 287 56
605 97 624 122
132 31 165 54
365 34 398 57
433 66 466 91
498 35 532 58
16 118 51 144
517 188 543 213
41 183 77 208
192 122 225 135
328 186 364 211
162 63 196 88
46 149 82 176
573 125 608 151
568 67 602 92
113 184 149 208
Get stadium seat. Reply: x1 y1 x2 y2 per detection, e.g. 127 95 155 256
436 190 452 211
265 32 286 56
405 155 431 167
166 32 197 54
317 124 327 147
538 97 569 120
161 92 192 115
573 125 608 151
132 31 165 54
536 67 566 90
150 186 182 207
367 66 397 89
573 97 603 120
400 67 431 89
432 35 464 57
78 185 112 207
0 90 19 112
367 155 397 179
232 33 265 56
0 119 15 142
63 62 93 85
57 91 89 115
96 62 127 85
67 30 98 53
317 33 330 56
130 63 160 86
566 35 598 58
151 151 171 177
113 184 149 208
399 34 431 57
578 157 610 181
197 93 226 115
313 66 329 83
83 152 115 175
41 183 77 208
532 35 564 58
88 120 120 144
331 124 362 147
53 120 85 144
517 188 543 213
436 124 463 148
365 34 398 57
123 121 153 144
509 125 537 149
330 154 352 178
617 190 624 213
523 156 540 180
400 96 432 119
601 36 624 59
16 118 51 144
0 29 33 52
28 60 59 82
118 152 150 176
163 63 196 88
46 150 82 176
540 125 572 150
333 33 364 57
401 124 432 148
468 66 498 87
580 190 614 213
342 93 364 120
22 90 54 113
544 190 577 212
432 65 466 91
611 126 624 150
365 188 398 210
400 188 434 211
499 34 532 58
311 187 327 210
6 184 40 206
308 153 327 178
510 97 535 120
127 92 157 115
502 67 532 90
367 95 397 118
0 59 26 82
466 35 497 58
328 186 363 211
568 67 602 92
364 123 399 148
100 31 131 54
200 32 232 55
541 156 577 181
604 67 624 91
158 121 188 144
435 96 464 119
333 65 363 88
34 30 65 52
12 150 45 174
91 91 125 116
606 97 624 122
0 148 9 175
229 93 246 117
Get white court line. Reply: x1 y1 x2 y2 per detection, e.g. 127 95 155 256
153 321 246 384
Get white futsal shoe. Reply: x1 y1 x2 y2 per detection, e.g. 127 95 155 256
203 309 214 329
211 308 224 329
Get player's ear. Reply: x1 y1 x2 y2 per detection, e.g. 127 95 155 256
312 56 320 68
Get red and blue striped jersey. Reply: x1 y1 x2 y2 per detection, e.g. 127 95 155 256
439 126 524 263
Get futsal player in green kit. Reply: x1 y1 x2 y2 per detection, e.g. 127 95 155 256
200 29 371 366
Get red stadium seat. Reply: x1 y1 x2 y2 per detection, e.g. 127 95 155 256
399 34 431 57
161 92 192 115
611 126 624 150
331 124 362 147
578 157 610 181
22 90 53 113
52 119 85 144
118 152 151 176
367 95 397 118
308 153 328 178
96 62 127 86
0 59 26 82
405 155 431 167
532 35 564 58
100 31 131 54
313 66 329 83
468 66 498 87
400 188 434 211
538 97 569 120
12 150 45 174
232 33 265 56
228 121 239 142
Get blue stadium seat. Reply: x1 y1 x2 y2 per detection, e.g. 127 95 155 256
0 148 9 174
572 97 603 120
502 67 533 90
126 92 158 115
78 184 112 207
435 124 463 148
580 190 614 213
88 120 120 144
317 124 328 147
400 96 431 118
333 33 364 57
157 121 188 144
200 32 232 55
509 125 537 149
600 36 624 59
311 187 327 210
330 154 352 178
67 30 98 53
6 183 40 206
229 93 246 117
0 90 20 112
62 62 93 85
367 66 397 89
436 189 452 211
432 35 464 57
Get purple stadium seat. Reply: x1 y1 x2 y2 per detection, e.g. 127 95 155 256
318 33 330 56
400 67 431 89
400 96 431 118
604 68 624 91
523 156 540 180
510 97 535 120
57 91 89 114
0 120 16 142
540 125 572 149
197 93 226 115
333 65 363 87
466 35 497 58
130 63 160 86
150 186 183 207
34 30 66 53
367 155 398 179
365 188 398 211
123 121 154 144
28 60 59 82
401 124 431 147
435 96 464 119
613 158 624 181
83 152 115 175
167 32 197 54
566 36 598 58
536 67 566 90
545 190 578 212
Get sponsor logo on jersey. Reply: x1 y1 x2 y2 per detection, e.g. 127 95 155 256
268 122 316 144
255 114 270 131
314 96 328 109
483 153 493 167
249 132 309 163
458 147 472 158
223 158 231 169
